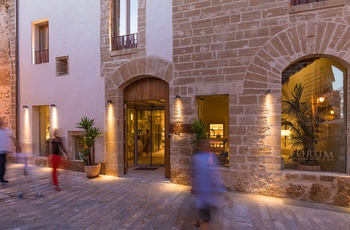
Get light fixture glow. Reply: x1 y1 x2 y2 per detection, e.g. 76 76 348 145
23 105 28 109
50 104 56 107
107 99 112 104
175 95 181 100
281 130 290 136
265 89 271 95
318 97 325 103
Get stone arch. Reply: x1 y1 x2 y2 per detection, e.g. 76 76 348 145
244 21 350 95
106 56 173 90
236 21 350 173
104 56 172 177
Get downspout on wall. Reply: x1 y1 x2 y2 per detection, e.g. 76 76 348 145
15 0 19 150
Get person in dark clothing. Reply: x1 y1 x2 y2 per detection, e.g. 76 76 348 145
0 117 21 183
143 129 150 157
50 129 68 191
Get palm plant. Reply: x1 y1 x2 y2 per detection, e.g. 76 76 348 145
76 116 103 166
190 119 207 150
282 83 327 166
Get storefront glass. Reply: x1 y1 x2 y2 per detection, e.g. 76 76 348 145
281 58 346 172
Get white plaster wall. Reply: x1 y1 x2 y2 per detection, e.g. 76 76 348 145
146 0 172 61
18 0 105 161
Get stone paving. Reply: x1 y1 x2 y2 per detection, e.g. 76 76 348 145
0 163 350 230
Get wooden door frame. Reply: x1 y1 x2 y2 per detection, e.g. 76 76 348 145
124 77 170 178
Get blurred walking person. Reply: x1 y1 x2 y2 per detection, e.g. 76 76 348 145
50 129 69 191
0 117 21 183
16 152 42 198
191 151 232 230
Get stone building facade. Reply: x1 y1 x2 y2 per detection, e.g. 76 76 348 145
8 0 350 208
99 0 350 207
0 0 16 131
169 0 350 207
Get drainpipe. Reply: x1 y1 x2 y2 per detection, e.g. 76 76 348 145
15 0 20 151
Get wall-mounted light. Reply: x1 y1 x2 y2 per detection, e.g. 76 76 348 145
265 89 271 95
23 105 28 109
107 99 112 104
175 95 181 100
50 104 56 107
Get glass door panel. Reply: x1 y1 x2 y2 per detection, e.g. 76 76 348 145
137 109 165 166
126 108 136 169
126 107 165 167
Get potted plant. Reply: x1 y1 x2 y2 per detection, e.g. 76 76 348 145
190 119 207 151
282 83 328 170
76 116 103 178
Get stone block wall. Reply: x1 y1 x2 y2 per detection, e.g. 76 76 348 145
0 0 16 132
171 0 350 207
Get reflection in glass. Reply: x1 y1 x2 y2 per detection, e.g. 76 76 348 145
281 58 345 172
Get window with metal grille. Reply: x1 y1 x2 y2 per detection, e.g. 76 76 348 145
290 0 327 6
56 56 69 76
111 0 138 51
33 21 49 64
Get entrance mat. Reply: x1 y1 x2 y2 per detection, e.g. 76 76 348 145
134 167 159 171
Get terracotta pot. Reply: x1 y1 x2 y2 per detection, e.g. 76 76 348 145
84 163 101 178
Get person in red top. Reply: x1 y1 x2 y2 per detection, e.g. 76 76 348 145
50 129 68 191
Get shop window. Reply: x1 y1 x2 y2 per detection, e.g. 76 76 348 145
197 95 229 167
33 20 49 64
281 58 346 172
111 0 138 51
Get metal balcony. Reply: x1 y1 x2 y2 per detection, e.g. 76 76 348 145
35 49 49 64
111 33 138 51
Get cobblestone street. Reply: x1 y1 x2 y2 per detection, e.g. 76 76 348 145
0 163 350 230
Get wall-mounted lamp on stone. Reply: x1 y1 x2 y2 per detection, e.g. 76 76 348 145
265 89 271 95
107 99 112 104
175 95 181 100
23 105 28 109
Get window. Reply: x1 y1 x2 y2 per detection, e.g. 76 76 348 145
281 58 346 173
33 21 49 64
56 56 69 76
68 131 85 161
112 0 138 51
74 136 84 160
290 0 327 6
197 95 229 167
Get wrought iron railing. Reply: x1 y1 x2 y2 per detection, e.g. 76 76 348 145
111 33 138 51
35 49 49 64
290 0 327 6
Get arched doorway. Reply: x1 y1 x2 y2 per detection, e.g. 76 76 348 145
281 57 346 172
124 77 170 178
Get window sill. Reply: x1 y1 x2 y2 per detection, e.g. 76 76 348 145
289 0 345 14
281 169 348 177
109 47 138 57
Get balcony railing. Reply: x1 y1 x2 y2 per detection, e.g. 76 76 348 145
111 33 138 51
35 49 49 64
290 0 327 5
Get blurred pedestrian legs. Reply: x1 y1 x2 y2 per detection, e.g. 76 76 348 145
15 152 42 199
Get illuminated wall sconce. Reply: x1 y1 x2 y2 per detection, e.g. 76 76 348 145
107 99 112 104
265 89 271 95
23 105 28 109
175 95 181 100
50 104 56 107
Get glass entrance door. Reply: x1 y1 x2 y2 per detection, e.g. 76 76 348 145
126 107 165 168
